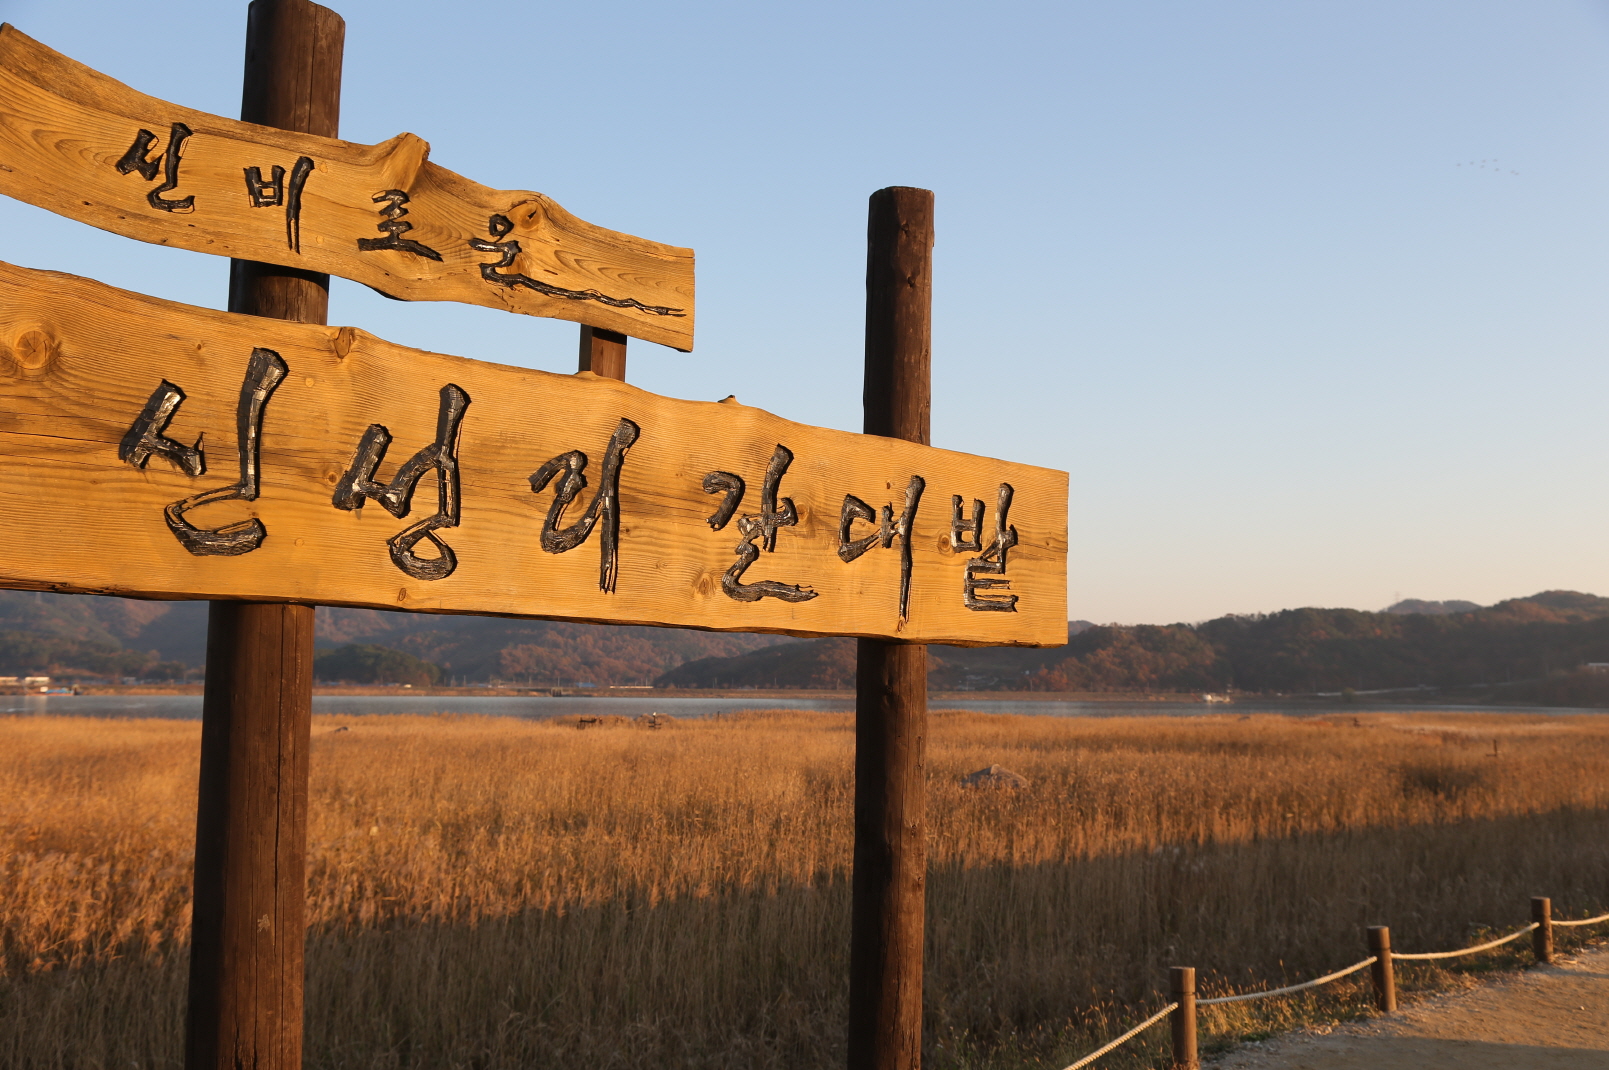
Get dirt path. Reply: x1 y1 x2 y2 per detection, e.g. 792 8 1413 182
1209 945 1609 1069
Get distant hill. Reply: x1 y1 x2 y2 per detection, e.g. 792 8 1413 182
313 606 783 686
655 593 1609 696
1384 598 1481 616
658 621 1098 690
17 589 1609 698
0 591 783 684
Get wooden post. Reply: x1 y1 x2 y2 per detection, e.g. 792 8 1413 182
1532 896 1554 964
1367 926 1396 1013
187 3 342 1069
848 186 933 1070
579 325 628 380
1169 966 1198 1070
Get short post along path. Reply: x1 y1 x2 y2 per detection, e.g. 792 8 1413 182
1212 946 1609 1070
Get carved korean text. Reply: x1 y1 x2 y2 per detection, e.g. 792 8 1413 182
333 384 471 581
961 483 1019 612
115 122 194 213
839 475 926 622
470 214 686 318
243 155 314 252
356 189 443 261
119 347 286 555
529 418 640 593
703 445 817 604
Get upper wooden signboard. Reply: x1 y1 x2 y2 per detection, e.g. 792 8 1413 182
0 261 1066 646
0 25 695 349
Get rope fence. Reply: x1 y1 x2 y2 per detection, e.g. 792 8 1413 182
1060 1003 1179 1070
1057 895 1609 1070
1555 910 1609 928
1196 956 1377 1006
1392 922 1536 961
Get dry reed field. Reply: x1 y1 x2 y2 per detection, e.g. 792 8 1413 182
4 709 1609 1069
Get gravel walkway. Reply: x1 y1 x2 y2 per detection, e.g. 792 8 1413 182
1209 945 1609 1069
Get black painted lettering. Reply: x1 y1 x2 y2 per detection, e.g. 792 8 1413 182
243 165 285 207
147 348 287 556
529 418 640 593
115 123 194 213
119 381 205 477
470 214 686 318
332 384 471 581
702 471 745 530
244 156 315 253
356 189 443 262
963 483 1019 612
837 476 925 621
950 495 984 552
706 445 817 604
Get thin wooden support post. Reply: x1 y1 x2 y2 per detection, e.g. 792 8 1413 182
1169 966 1198 1070
1532 896 1554 964
579 325 628 380
849 186 934 1070
187 3 342 1068
1367 926 1396 1013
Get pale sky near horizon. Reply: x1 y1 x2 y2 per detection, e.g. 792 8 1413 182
1 0 1607 627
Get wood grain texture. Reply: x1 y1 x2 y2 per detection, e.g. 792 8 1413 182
0 24 695 349
578 325 628 381
186 7 333 1068
849 639 927 1070
0 261 1066 646
188 600 313 1070
862 187 933 444
850 186 935 1070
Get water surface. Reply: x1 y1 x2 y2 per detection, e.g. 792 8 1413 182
1 693 1593 720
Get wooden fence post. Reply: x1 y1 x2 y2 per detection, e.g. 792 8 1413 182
1169 966 1198 1070
848 186 934 1070
1366 926 1396 1013
1532 896 1554 964
186 3 342 1068
579 325 628 380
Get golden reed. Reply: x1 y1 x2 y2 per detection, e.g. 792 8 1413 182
4 710 1608 1068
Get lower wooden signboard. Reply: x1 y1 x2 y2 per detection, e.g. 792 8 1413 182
0 260 1067 647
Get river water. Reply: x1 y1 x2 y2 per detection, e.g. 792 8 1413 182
0 693 1592 720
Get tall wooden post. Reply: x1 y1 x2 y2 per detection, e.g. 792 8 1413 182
187 3 342 1068
849 186 934 1070
579 325 628 380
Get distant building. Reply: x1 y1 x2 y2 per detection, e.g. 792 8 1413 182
1584 663 1609 674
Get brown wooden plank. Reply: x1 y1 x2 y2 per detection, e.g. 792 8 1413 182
0 260 1065 646
0 23 695 349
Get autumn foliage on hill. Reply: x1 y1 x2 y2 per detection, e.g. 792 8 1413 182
0 592 783 684
663 591 1609 696
657 638 859 690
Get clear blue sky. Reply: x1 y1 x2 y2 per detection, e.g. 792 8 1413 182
3 0 1607 625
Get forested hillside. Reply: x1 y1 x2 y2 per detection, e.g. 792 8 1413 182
0 592 783 684
659 591 1609 695
12 589 1609 696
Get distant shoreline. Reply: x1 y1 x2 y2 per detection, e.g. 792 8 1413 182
26 684 1218 702
6 684 1489 707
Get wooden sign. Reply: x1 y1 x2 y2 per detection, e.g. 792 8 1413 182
0 261 1066 646
0 25 695 350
